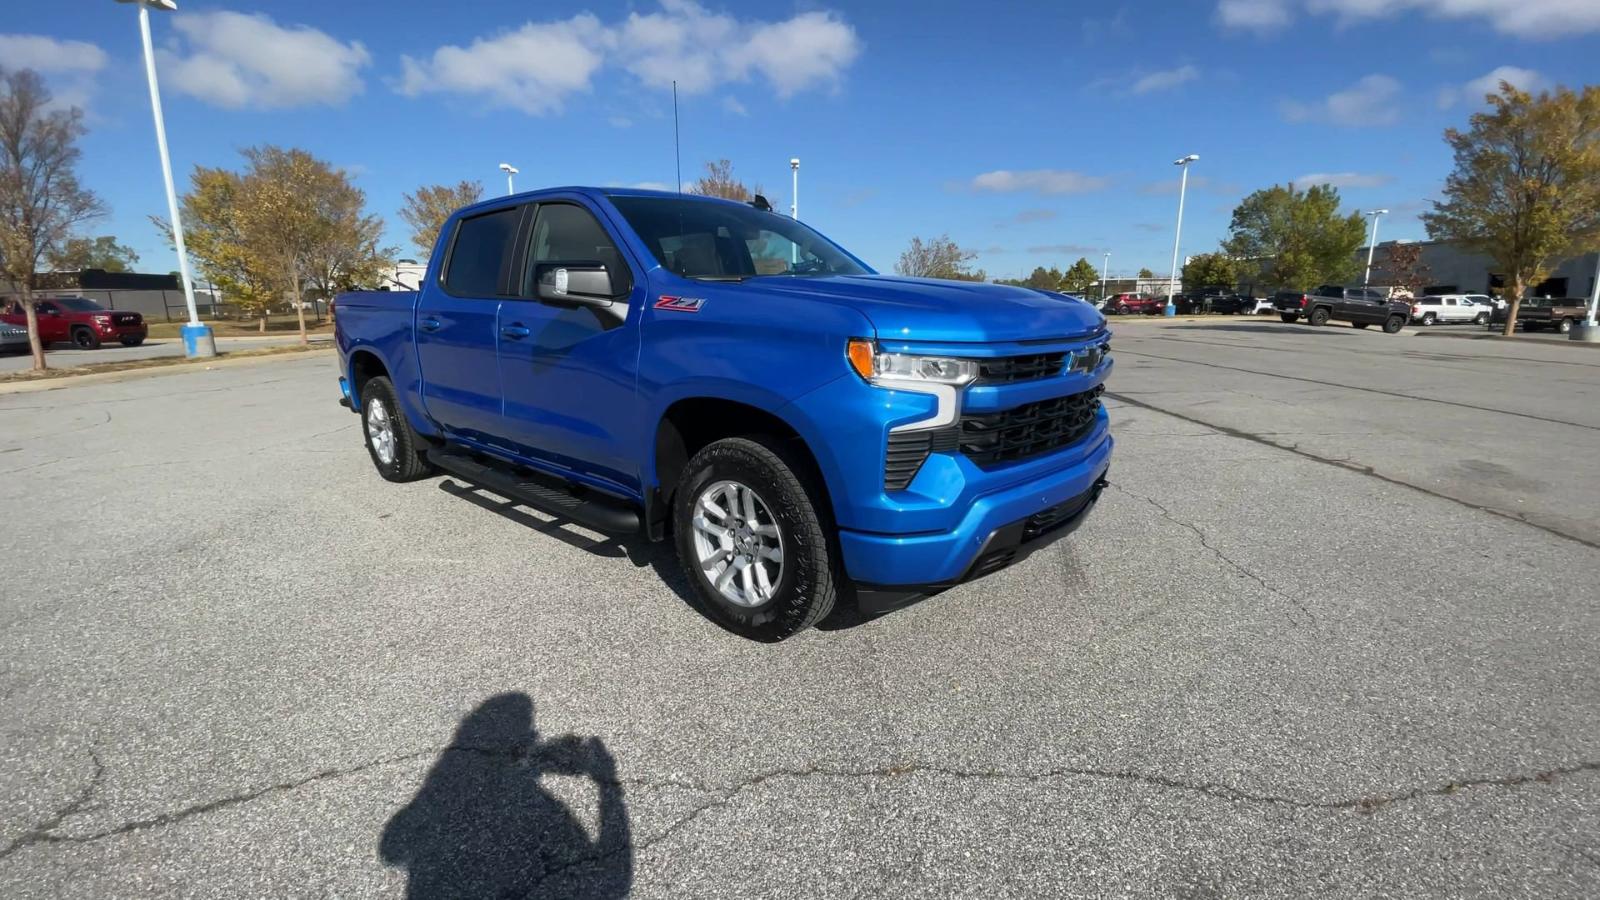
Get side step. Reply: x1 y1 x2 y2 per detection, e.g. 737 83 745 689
427 448 641 535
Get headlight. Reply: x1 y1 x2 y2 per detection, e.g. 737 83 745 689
93 314 112 324
847 339 977 386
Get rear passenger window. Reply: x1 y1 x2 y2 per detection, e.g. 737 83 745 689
444 207 521 296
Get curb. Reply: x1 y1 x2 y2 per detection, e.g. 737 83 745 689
1413 330 1600 350
0 346 335 396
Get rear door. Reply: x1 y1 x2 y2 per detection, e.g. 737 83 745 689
495 199 643 492
414 203 527 442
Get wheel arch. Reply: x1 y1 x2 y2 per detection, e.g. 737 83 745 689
346 348 391 407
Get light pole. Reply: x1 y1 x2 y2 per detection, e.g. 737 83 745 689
498 163 518 196
116 0 212 358
1102 251 1111 301
1166 154 1198 316
1573 251 1600 342
1362 209 1389 288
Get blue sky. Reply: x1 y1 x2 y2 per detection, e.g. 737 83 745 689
5 0 1598 280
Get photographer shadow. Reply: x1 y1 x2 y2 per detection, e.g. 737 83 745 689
379 692 632 899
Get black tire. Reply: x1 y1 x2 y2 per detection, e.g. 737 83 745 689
1558 317 1574 334
1420 313 1436 325
672 436 839 641
1382 314 1406 334
1474 312 1490 325
119 336 144 347
360 375 434 482
1352 322 1370 329
1308 307 1331 327
1279 313 1298 323
71 327 101 349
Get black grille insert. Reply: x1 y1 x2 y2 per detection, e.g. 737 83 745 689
976 352 1067 384
960 387 1102 467
884 427 960 491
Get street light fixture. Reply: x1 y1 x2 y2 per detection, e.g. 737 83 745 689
1166 154 1199 316
115 0 213 358
498 162 518 196
1362 209 1389 288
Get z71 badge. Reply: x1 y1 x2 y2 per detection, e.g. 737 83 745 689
654 296 707 313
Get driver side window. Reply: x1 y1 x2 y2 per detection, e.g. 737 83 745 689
524 203 630 297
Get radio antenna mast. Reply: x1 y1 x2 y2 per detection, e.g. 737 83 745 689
672 81 682 193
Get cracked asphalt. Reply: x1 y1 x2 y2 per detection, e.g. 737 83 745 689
2 318 1598 897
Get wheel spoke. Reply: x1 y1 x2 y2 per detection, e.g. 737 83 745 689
692 515 729 540
753 560 774 599
741 487 759 523
759 544 783 564
752 523 779 538
739 562 756 602
717 556 747 592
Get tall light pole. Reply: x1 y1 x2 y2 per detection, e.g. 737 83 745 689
1102 250 1111 301
116 0 212 358
1166 154 1198 316
498 163 518 196
1362 209 1389 288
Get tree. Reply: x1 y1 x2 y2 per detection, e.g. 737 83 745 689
1223 184 1366 290
1423 82 1600 335
690 159 761 202
1371 242 1431 296
1182 251 1239 293
399 180 482 257
0 68 103 370
51 235 138 273
894 234 986 281
1061 258 1099 294
166 165 277 330
1137 267 1155 279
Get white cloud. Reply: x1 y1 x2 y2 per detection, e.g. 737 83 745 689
1223 1 1600 38
1292 171 1395 189
1130 65 1199 94
972 169 1111 195
722 96 748 116
1438 65 1545 108
1281 74 1401 126
162 12 369 109
403 2 861 115
0 34 109 111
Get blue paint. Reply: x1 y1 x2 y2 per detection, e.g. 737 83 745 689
181 323 216 359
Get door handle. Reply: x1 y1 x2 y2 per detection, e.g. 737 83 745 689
419 316 442 333
500 324 531 340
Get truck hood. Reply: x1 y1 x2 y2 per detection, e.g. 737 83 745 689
740 275 1105 344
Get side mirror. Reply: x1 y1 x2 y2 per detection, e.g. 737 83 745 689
533 261 616 308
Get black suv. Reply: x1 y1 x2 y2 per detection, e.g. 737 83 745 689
1275 285 1412 333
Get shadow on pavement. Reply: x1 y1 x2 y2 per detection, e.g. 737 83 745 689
379 692 633 899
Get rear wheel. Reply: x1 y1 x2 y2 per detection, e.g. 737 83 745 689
1475 312 1490 325
1279 313 1298 323
1421 312 1436 325
673 436 838 641
71 327 100 349
1382 315 1406 334
361 375 434 482
1308 307 1331 327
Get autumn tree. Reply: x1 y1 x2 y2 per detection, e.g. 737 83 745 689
1182 251 1239 293
691 159 762 202
894 234 986 281
0 68 103 370
1371 242 1431 296
399 180 482 256
51 235 138 273
167 166 277 329
1423 82 1600 335
1223 184 1365 290
1061 257 1099 294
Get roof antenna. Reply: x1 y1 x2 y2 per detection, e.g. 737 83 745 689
672 80 682 194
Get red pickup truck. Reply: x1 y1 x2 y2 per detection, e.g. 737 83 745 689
1 296 147 349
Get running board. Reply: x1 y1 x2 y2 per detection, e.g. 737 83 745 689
427 449 641 535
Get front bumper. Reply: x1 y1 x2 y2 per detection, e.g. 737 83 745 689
837 431 1112 601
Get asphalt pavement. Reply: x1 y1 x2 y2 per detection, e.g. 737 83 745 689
0 332 333 373
1 320 1597 897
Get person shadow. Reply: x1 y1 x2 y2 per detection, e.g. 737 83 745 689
379 693 632 898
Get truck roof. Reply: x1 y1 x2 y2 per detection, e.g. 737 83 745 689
454 185 753 218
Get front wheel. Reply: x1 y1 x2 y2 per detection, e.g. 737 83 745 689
1308 307 1331 326
1475 312 1490 325
1558 317 1574 334
71 327 101 349
361 375 434 482
673 437 839 641
1382 315 1406 334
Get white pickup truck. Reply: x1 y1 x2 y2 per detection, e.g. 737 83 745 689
1408 294 1494 325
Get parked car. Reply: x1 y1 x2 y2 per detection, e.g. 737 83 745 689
0 297 147 349
1104 293 1163 315
1248 297 1276 315
0 320 28 354
1489 297 1591 333
1203 293 1257 315
333 187 1113 640
1408 294 1493 326
1274 285 1411 333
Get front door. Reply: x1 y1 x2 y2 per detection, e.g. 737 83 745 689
496 199 642 492
414 203 526 442
1343 289 1386 323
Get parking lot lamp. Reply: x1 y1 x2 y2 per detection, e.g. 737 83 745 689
1166 155 1198 316
1102 251 1111 300
1362 209 1389 288
115 0 213 358
499 163 518 196
1574 251 1600 342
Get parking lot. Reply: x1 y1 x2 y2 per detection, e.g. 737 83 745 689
0 333 333 374
1 319 1597 897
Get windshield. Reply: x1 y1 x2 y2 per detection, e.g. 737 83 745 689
608 195 869 280
55 298 105 312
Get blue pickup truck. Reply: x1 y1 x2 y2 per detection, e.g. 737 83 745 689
335 187 1112 639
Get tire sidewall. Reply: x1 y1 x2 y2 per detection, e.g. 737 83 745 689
362 378 415 481
1310 308 1330 326
673 440 827 639
1383 315 1405 334
72 327 99 349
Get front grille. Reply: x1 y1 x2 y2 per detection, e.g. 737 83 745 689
976 352 1066 384
884 428 960 491
960 387 1102 467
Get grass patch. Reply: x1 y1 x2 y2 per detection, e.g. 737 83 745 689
0 343 331 384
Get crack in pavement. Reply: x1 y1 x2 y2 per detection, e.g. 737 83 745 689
1104 480 1316 626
